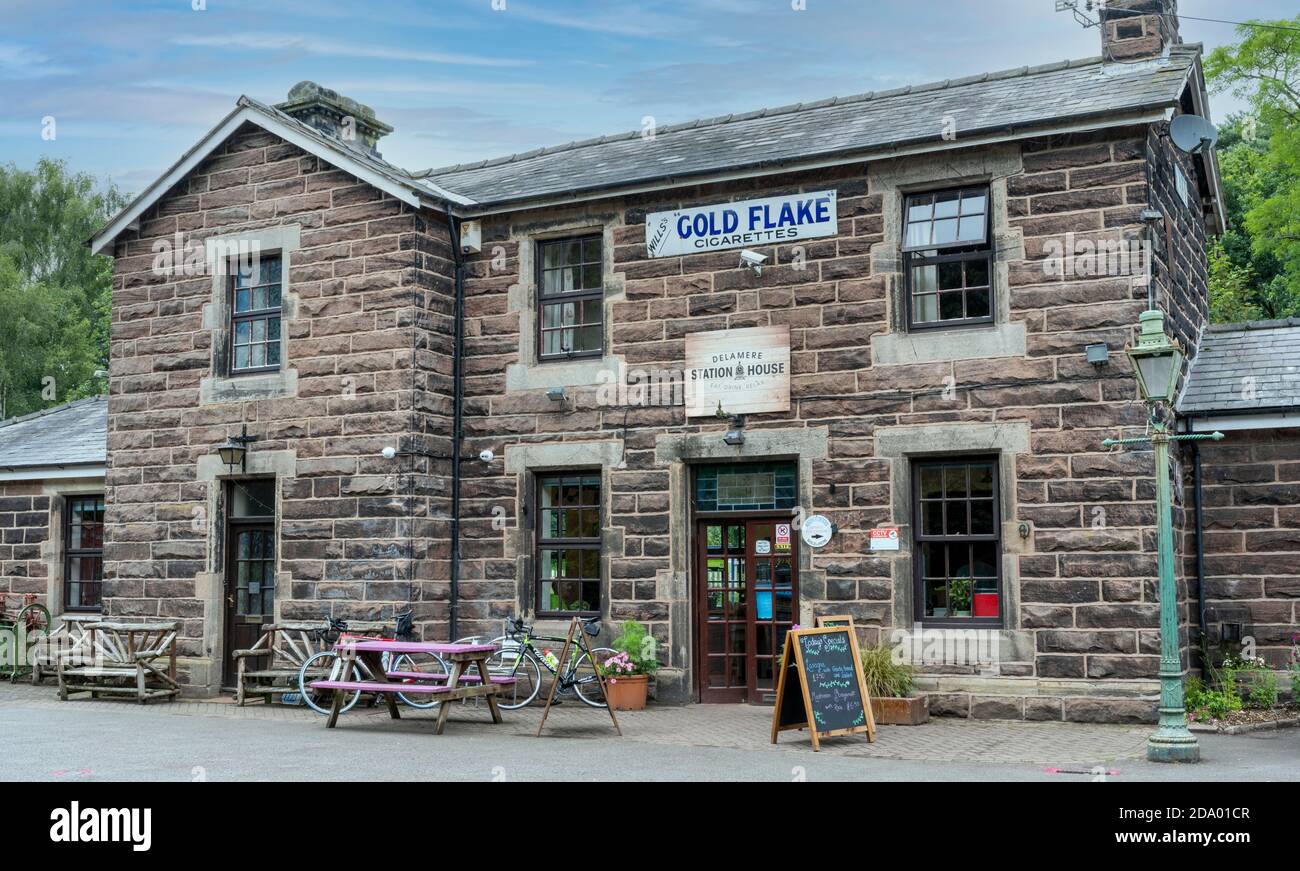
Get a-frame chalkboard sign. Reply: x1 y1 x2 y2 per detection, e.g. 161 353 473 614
770 626 875 751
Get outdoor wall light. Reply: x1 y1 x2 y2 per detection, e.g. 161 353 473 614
546 386 565 402
1126 309 1182 404
723 414 746 446
217 424 258 474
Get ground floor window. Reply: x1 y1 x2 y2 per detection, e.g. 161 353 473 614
64 495 104 611
536 472 602 615
912 457 1001 624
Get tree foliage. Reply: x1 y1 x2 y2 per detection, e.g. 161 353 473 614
0 159 124 419
1205 17 1300 322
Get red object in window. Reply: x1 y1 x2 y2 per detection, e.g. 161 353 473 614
973 593 999 618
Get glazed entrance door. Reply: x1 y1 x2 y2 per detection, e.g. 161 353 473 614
696 518 798 703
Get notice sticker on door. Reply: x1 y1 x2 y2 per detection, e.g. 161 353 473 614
775 523 791 551
755 539 771 555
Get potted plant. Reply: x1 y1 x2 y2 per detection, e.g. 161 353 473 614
860 643 929 725
601 620 659 711
949 576 972 618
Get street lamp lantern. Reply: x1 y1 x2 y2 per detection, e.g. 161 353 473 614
217 425 258 474
1126 309 1183 404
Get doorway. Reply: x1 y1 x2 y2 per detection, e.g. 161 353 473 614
695 517 798 703
222 479 277 688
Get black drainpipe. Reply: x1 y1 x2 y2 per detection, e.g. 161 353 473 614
1191 437 1208 675
443 201 465 641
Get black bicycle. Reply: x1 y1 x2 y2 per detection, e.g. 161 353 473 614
481 617 615 709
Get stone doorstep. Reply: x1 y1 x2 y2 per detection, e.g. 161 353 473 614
1188 716 1300 736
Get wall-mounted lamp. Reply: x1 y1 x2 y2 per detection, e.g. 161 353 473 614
723 414 746 446
217 424 258 474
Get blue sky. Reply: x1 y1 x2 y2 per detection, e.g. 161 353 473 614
0 0 1292 195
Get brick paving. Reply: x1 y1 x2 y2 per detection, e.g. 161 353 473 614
0 681 1148 766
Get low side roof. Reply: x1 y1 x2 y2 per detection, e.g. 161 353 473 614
0 396 107 471
1179 319 1300 415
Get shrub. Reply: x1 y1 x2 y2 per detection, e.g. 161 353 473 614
860 644 915 699
610 620 659 675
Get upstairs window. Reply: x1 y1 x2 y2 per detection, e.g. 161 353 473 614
230 254 283 374
537 235 603 360
902 186 992 330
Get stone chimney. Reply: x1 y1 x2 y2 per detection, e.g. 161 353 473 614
275 81 393 158
1099 0 1180 62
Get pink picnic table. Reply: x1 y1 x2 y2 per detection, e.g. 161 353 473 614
309 640 509 734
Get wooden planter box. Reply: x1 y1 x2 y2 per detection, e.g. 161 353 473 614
871 695 929 725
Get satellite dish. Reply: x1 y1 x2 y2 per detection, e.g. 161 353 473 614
1170 114 1219 154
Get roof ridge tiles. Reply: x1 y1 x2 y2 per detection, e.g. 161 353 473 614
417 52 1117 178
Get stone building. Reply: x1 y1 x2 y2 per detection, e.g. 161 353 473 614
0 397 108 617
80 3 1285 721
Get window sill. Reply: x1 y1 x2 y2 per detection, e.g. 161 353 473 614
200 368 298 405
872 320 1026 365
506 354 618 393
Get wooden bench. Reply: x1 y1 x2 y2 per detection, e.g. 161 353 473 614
57 620 181 703
30 614 100 684
231 621 332 706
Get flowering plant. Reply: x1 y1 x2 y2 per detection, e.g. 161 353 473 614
600 650 643 684
600 620 658 683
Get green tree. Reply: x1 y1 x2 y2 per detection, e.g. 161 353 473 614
1205 17 1300 321
0 159 124 418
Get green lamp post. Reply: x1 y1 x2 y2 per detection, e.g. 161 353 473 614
1102 309 1222 764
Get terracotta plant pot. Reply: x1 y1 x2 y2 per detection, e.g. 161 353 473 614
605 673 649 711
870 695 930 725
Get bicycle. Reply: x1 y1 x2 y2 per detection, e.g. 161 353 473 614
482 616 615 709
297 611 449 715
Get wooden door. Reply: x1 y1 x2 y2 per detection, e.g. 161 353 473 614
696 517 798 703
223 523 275 687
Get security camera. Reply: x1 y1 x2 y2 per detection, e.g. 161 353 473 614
478 449 495 463
381 446 397 460
739 249 767 274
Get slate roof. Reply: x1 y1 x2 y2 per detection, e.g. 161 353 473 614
1178 319 1300 415
0 396 108 471
415 46 1201 207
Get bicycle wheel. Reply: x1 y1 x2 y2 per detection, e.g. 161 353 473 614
572 646 617 708
483 645 542 709
299 650 361 716
389 652 450 709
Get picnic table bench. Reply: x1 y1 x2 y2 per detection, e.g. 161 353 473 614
311 640 507 735
57 620 180 703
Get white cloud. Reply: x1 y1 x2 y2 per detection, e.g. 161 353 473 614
0 42 71 77
170 32 532 68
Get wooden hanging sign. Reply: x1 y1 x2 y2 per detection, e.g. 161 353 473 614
771 626 875 751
